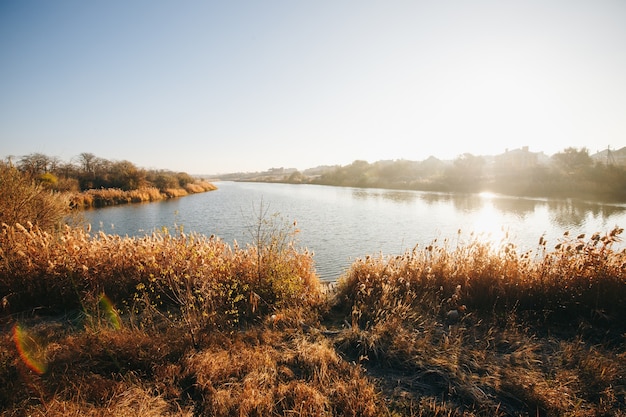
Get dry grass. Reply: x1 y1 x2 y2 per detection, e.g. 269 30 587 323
184 181 217 194
70 187 164 208
1 224 625 415
69 180 216 209
162 188 188 198
0 321 381 416
185 330 379 417
329 228 626 416
0 222 322 330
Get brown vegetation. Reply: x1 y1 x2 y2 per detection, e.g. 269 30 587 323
0 163 70 232
8 153 217 209
69 181 217 209
1 222 625 416
331 229 626 415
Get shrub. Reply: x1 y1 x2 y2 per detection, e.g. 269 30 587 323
0 162 69 231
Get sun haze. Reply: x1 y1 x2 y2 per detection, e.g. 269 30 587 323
1 1 625 174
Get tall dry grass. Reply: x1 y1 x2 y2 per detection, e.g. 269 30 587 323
0 222 322 331
330 229 626 416
184 180 217 194
70 187 164 208
69 180 217 209
0 220 383 416
2 222 626 415
335 228 626 328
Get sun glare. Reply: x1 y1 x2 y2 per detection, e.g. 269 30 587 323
478 191 497 199
468 200 508 246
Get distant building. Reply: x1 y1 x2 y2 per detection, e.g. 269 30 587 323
591 146 626 166
495 146 540 171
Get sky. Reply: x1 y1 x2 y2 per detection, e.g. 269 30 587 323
1 1 625 175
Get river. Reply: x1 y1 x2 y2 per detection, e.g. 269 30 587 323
81 181 626 281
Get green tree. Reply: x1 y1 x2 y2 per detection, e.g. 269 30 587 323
552 147 593 174
444 153 485 191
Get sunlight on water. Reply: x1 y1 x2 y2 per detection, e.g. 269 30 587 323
478 191 498 200
82 182 626 281
467 201 509 246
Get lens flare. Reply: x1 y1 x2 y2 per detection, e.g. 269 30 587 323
99 294 121 330
12 324 47 374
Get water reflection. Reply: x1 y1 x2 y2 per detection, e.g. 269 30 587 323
546 199 626 229
82 182 626 281
547 200 589 228
351 189 418 203
491 198 537 218
416 192 488 213
418 192 457 205
600 203 626 218
416 190 626 224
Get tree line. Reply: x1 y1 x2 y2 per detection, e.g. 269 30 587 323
7 152 200 193
295 147 626 202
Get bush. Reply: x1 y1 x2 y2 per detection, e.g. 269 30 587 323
0 162 69 231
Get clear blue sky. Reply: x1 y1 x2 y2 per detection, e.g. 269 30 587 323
1 1 625 174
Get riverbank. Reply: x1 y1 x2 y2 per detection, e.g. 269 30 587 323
1 223 624 415
244 175 626 204
229 151 626 203
68 180 217 209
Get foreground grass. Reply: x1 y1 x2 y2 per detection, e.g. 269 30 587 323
1 224 625 416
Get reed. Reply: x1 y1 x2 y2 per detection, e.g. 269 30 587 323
184 181 217 193
330 228 626 415
69 180 216 209
1 223 625 415
0 222 322 330
336 228 626 323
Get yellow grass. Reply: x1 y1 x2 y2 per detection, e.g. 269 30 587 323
69 180 216 209
184 181 217 193
329 228 626 415
1 224 625 415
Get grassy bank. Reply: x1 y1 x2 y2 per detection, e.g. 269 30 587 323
1 224 625 416
69 180 217 209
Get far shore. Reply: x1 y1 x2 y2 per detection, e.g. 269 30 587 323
69 181 217 209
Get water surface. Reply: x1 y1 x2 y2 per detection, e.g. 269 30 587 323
82 182 626 281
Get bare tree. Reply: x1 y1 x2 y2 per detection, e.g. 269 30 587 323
77 152 97 174
18 153 53 176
